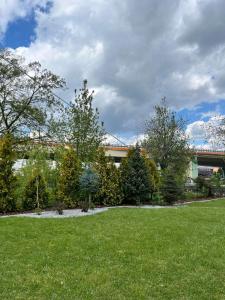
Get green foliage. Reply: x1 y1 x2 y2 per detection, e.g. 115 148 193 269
0 134 16 212
195 176 213 197
50 80 105 163
16 145 57 208
22 174 49 210
0 49 65 137
57 148 81 208
54 201 65 215
120 144 150 205
144 156 160 200
161 168 181 204
143 100 192 181
80 167 99 211
95 149 123 206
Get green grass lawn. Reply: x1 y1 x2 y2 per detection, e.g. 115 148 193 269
188 198 225 207
1 205 225 299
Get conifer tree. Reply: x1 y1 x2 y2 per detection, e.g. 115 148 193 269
80 167 99 212
95 149 123 206
120 144 150 205
57 148 81 208
144 157 160 200
161 168 181 204
0 133 16 212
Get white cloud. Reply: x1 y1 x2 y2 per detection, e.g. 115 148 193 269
186 115 225 149
2 0 225 134
0 0 49 37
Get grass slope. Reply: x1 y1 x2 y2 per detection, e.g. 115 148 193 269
1 207 225 299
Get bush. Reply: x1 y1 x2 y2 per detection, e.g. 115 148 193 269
144 156 160 200
16 145 57 209
80 167 99 212
95 149 123 206
54 201 65 215
195 176 213 197
23 174 49 210
160 168 181 204
57 148 81 208
0 134 16 213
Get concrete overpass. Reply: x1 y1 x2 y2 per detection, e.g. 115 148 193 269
104 145 225 179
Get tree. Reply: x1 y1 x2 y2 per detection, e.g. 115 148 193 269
143 99 191 179
120 144 150 205
57 148 81 208
23 174 49 210
50 80 105 162
160 167 181 204
0 49 65 138
144 156 160 200
80 167 99 212
16 144 56 208
0 133 16 212
95 148 123 206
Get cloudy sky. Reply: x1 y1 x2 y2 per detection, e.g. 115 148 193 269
1 0 225 147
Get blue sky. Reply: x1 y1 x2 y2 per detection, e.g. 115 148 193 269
2 12 36 48
1 0 225 147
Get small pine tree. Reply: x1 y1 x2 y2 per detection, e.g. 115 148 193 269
80 167 99 212
161 168 181 204
0 134 16 213
57 148 81 208
23 174 49 210
120 144 150 205
95 149 123 206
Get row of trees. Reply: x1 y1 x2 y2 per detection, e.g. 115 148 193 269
0 49 193 213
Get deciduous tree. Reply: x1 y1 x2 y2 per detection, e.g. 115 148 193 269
0 49 65 138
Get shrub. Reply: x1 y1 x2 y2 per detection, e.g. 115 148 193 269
144 156 160 200
16 145 57 209
57 148 81 208
95 149 123 206
80 167 99 212
54 201 65 215
195 176 213 197
160 168 181 204
0 134 16 213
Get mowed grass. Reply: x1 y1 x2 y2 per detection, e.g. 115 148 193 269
188 198 225 207
1 207 225 299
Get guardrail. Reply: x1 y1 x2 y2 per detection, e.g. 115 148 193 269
195 149 225 154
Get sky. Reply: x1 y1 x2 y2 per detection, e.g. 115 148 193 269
1 0 225 148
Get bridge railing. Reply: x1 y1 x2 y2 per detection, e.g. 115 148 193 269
194 148 225 154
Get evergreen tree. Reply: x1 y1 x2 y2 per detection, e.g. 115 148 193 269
95 149 123 206
0 134 16 212
144 156 160 200
57 148 81 208
80 167 99 212
120 144 150 205
161 168 181 204
23 174 49 210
